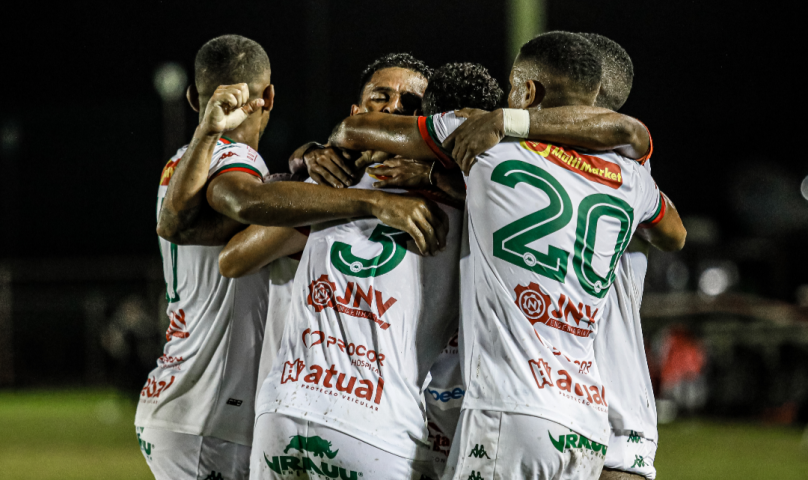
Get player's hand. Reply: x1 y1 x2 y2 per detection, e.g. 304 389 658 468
367 158 433 189
304 146 357 188
442 108 505 175
355 150 393 171
371 193 449 256
201 84 265 135
454 108 488 119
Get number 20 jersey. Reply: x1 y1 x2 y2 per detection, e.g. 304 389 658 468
424 112 663 444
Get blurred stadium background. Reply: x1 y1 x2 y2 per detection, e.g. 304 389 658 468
1 0 806 478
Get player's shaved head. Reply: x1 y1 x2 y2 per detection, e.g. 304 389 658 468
422 62 503 116
509 31 602 109
578 33 634 111
194 34 271 97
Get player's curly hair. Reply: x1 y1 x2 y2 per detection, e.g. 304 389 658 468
358 53 433 101
578 33 634 111
195 35 270 96
421 62 504 116
519 31 602 94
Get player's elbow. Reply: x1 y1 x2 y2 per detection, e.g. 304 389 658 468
156 218 180 244
329 118 362 151
218 249 247 278
657 227 687 252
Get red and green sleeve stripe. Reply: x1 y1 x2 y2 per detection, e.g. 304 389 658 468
211 162 263 179
417 116 455 169
640 192 666 227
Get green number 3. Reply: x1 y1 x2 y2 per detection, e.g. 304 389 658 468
491 160 633 298
330 224 408 278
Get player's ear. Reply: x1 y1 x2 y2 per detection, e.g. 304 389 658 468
263 84 275 112
350 104 361 116
526 80 545 108
187 85 200 112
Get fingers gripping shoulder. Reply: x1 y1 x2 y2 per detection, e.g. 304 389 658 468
209 140 269 181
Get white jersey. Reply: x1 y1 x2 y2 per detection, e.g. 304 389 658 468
597 164 658 446
255 172 462 459
422 112 665 444
136 137 271 446
424 332 463 474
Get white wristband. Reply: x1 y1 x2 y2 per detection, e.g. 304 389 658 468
502 108 530 138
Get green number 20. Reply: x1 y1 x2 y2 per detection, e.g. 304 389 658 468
492 160 633 298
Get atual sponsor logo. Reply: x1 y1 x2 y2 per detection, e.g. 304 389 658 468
264 435 361 479
139 375 175 403
281 358 384 411
514 283 599 338
529 357 607 412
548 430 608 457
307 274 397 330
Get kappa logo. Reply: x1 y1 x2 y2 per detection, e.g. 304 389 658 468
306 274 397 330
467 471 484 480
514 284 599 338
165 309 190 341
468 444 491 459
632 455 646 468
203 472 224 480
628 431 643 444
548 431 608 457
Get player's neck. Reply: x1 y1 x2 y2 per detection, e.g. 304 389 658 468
538 92 595 109
218 125 260 150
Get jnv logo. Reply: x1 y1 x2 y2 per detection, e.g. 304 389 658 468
468 444 490 459
632 455 646 468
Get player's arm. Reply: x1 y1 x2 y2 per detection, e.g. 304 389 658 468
157 84 264 245
218 225 307 278
207 176 448 255
329 112 436 161
443 107 651 170
289 141 360 188
636 193 686 252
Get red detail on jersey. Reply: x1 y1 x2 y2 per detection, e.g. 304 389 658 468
417 116 454 169
159 158 180 186
140 375 175 399
529 358 554 389
212 167 263 179
639 192 667 228
165 309 190 341
220 151 237 160
521 141 623 189
307 275 337 312
306 275 394 330
514 282 552 324
281 359 305 384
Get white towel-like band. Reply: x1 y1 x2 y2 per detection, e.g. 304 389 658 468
502 108 530 138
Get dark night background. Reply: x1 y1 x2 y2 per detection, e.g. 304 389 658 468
1 0 805 301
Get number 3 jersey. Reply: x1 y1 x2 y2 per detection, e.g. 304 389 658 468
422 112 664 444
255 173 462 459
136 137 271 446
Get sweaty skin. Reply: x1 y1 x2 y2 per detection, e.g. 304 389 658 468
157 83 449 256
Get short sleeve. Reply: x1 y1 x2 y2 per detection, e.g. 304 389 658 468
208 137 269 182
417 111 467 169
637 169 666 227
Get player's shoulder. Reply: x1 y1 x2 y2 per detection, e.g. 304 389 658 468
210 136 269 180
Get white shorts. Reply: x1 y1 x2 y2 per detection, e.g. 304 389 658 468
602 431 657 479
442 410 606 480
250 413 437 480
136 426 251 480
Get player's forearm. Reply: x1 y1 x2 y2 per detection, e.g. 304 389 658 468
208 180 385 227
329 113 434 160
157 129 221 238
163 206 246 246
219 225 307 278
526 107 650 159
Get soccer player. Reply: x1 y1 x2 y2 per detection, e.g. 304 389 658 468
289 53 433 188
442 33 665 479
141 35 446 480
249 63 502 480
328 31 686 479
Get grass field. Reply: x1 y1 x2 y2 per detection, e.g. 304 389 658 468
1 390 806 479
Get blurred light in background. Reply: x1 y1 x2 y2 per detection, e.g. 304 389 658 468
801 176 808 201
153 62 188 101
698 262 739 297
